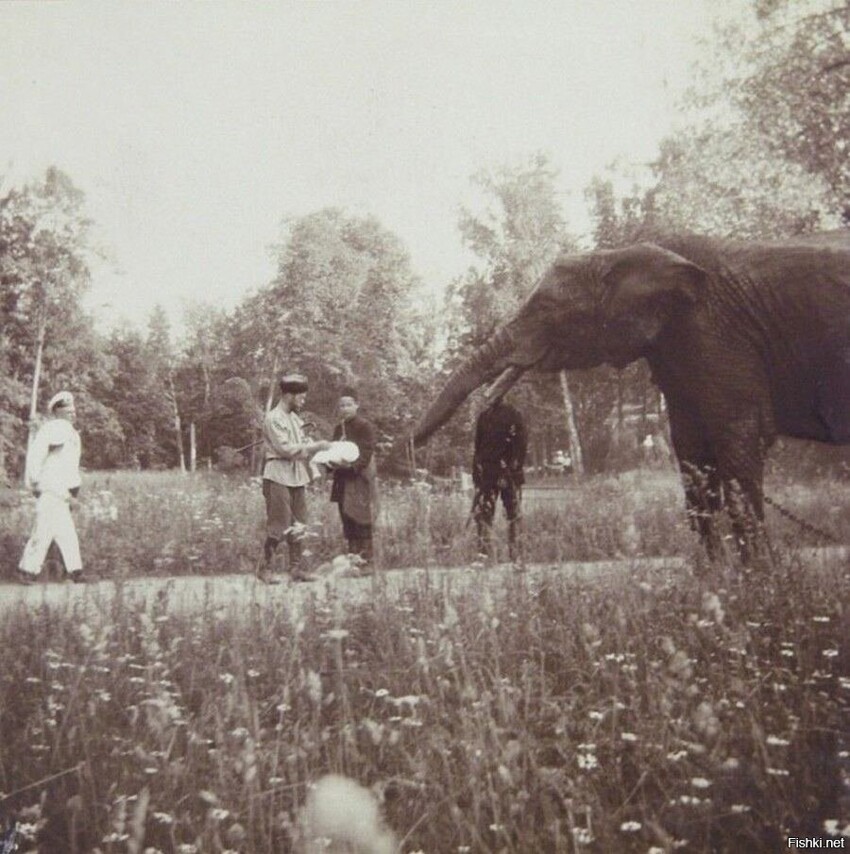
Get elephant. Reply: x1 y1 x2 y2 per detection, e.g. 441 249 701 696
410 230 850 563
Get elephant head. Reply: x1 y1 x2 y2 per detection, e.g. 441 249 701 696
413 243 706 444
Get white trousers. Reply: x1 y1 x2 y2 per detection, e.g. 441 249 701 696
19 492 82 576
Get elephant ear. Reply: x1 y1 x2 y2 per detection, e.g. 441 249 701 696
600 244 706 350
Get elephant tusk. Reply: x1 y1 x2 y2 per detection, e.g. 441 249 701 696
483 365 526 406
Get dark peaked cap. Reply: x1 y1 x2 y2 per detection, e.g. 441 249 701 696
279 373 309 394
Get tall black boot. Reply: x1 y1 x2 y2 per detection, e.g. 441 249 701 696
508 519 524 569
257 537 282 585
289 538 316 582
347 538 361 571
476 520 493 564
356 535 374 575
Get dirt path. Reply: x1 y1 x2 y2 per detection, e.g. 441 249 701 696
0 548 845 618
0 557 686 616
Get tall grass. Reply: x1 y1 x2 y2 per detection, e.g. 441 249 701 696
2 468 848 578
1 468 847 850
0 553 846 851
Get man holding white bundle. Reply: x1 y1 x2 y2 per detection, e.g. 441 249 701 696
18 390 87 584
258 372 331 584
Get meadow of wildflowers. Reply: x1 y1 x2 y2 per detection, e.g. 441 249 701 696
2 468 848 578
0 551 847 851
0 469 848 851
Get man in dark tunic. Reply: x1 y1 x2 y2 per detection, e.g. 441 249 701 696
472 395 527 564
330 389 378 573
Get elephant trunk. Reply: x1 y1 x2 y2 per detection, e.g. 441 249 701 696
412 325 516 445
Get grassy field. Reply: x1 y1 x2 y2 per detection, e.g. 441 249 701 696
3 467 850 578
0 469 848 851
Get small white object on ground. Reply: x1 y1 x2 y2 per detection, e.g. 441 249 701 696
301 773 396 854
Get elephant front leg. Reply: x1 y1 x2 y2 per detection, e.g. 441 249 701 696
715 423 771 568
669 407 724 560
720 474 770 567
679 459 723 560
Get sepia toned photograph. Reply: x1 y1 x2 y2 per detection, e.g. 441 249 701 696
0 1 848 851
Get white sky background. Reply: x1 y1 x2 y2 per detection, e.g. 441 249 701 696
1 1 721 333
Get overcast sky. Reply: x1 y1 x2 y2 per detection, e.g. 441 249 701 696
1 1 718 331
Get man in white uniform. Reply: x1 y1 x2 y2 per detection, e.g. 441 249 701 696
17 391 87 584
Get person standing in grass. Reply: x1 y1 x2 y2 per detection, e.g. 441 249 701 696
329 388 378 574
17 390 87 585
259 372 331 584
472 393 527 566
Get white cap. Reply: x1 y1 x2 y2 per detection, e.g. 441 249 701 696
48 391 75 412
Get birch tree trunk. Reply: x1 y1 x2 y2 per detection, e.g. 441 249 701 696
201 363 211 409
254 351 280 475
23 315 48 483
167 373 186 473
189 422 197 473
559 370 584 475
28 315 47 428
201 362 211 462
264 351 280 413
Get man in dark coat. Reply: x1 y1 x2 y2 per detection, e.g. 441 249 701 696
472 395 527 564
330 389 378 572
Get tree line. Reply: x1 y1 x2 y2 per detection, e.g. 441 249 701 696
1 0 846 483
